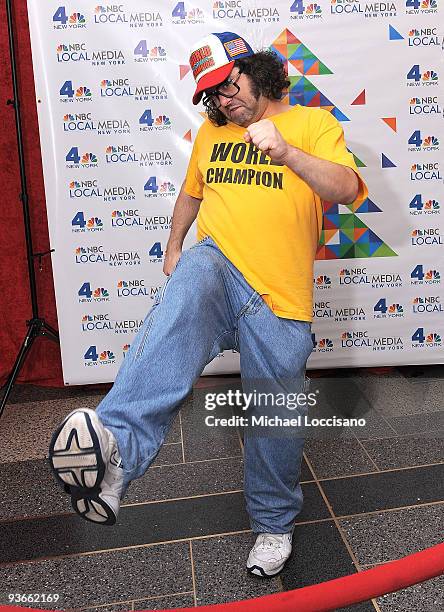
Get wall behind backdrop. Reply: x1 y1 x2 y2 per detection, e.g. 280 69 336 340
2 0 443 387
0 0 63 387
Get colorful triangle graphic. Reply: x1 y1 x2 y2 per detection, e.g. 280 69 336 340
271 28 396 260
183 129 192 142
382 117 397 132
179 65 191 80
382 153 397 168
351 90 366 105
389 25 404 40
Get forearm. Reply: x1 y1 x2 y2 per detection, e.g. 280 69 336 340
167 182 202 249
282 146 359 204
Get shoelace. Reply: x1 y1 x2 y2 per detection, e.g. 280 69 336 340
255 534 287 551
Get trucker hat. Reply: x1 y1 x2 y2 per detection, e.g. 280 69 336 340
189 32 254 105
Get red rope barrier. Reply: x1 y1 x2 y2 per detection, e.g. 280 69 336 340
3 543 443 612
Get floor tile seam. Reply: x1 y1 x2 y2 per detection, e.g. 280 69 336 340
372 410 399 437
1 395 106 410
148 454 244 469
77 590 196 611
0 490 246 525
335 499 444 522
0 479 318 524
0 453 245 471
358 428 444 443
0 519 338 568
178 411 186 464
303 454 384 610
0 529 255 568
315 461 444 482
188 541 197 607
302 453 364 572
353 436 381 472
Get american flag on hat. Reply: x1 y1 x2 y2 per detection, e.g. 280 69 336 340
224 37 249 57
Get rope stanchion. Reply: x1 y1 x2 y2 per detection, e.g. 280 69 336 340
3 543 443 612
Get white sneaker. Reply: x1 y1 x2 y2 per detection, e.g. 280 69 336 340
49 408 123 525
246 532 292 577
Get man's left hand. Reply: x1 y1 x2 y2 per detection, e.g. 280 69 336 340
244 119 289 165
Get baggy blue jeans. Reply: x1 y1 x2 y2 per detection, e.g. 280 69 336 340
96 237 313 533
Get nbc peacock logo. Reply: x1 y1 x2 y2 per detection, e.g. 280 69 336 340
406 0 438 15
291 1 322 20
314 274 331 289
53 7 86 29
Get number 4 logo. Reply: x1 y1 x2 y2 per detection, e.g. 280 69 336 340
172 2 187 19
53 6 68 24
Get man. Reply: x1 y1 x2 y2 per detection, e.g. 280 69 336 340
49 32 367 578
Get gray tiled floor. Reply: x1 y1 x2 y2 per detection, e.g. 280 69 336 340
0 543 193 610
1 368 443 611
339 504 444 565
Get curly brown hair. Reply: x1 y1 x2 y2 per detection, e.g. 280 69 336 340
204 50 290 127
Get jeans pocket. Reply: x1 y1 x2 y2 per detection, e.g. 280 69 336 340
135 273 174 359
190 235 211 248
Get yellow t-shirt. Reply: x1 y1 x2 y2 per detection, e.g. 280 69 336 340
184 105 368 321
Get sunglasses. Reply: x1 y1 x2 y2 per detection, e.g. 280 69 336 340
202 70 243 110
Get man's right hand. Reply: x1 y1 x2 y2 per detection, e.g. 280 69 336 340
163 245 182 276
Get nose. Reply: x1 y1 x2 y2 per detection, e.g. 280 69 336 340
218 95 234 108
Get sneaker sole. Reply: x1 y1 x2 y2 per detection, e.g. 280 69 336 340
49 410 116 526
247 563 286 578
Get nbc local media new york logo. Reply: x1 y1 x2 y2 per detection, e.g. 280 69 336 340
408 130 439 152
405 0 438 14
139 109 171 132
78 282 110 303
63 111 131 135
290 0 322 20
94 5 163 27
52 6 86 29
410 264 441 285
100 78 167 101
411 328 442 348
406 65 438 87
111 210 142 229
63 112 95 133
59 81 92 103
311 334 334 353
410 163 441 181
412 296 443 314
65 147 98 168
83 345 115 367
341 331 403 352
111 210 172 232
313 300 366 321
409 96 441 115
408 27 442 46
81 313 143 335
373 298 404 319
117 279 161 298
144 177 176 199
411 228 442 246
330 0 397 17
134 40 166 62
212 1 280 22
338 268 402 288
171 2 205 23
409 194 440 215
69 180 136 202
56 43 125 65
71 211 103 233
74 246 142 266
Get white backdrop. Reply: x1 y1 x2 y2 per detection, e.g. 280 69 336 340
27 0 443 384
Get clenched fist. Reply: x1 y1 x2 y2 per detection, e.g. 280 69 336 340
244 119 290 165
